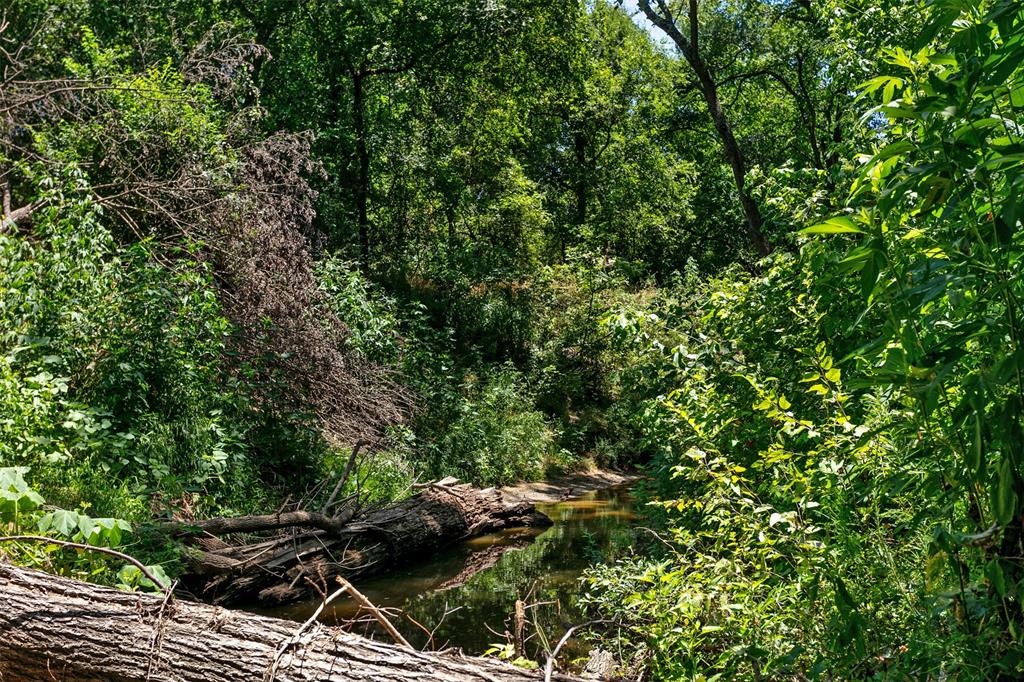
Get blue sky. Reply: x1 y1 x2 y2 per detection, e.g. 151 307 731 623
616 0 670 44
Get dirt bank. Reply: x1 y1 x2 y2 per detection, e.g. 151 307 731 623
499 469 640 505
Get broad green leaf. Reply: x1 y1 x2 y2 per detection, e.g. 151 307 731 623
801 217 864 235
37 509 82 538
992 456 1018 526
986 560 1007 597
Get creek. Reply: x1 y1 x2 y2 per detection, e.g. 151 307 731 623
261 483 638 662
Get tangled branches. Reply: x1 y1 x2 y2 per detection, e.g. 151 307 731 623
0 13 409 443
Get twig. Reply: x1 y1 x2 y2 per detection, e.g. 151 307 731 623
144 579 178 680
404 612 435 648
637 526 678 552
484 621 506 640
0 535 170 594
544 619 611 682
323 440 367 514
334 576 413 648
428 602 463 651
264 581 349 681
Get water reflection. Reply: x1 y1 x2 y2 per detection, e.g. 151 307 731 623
259 484 637 660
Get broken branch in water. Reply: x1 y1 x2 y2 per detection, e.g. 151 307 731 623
543 619 612 682
514 599 527 658
265 580 351 681
334 575 413 649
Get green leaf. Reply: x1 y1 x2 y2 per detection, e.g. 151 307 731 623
970 414 984 479
0 467 45 522
86 518 132 546
986 560 1008 597
37 509 82 538
992 456 1018 526
800 217 864 235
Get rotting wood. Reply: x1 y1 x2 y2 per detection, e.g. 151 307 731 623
0 563 581 682
181 479 552 606
514 600 527 659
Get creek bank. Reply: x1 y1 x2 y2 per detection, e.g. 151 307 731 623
263 482 640 667
176 470 638 609
499 469 641 504
0 563 582 682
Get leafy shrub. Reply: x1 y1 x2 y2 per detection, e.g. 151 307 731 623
582 243 1015 678
317 257 403 364
0 166 328 522
0 467 167 591
425 366 564 486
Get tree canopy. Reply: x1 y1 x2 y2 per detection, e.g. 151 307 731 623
2 0 1024 678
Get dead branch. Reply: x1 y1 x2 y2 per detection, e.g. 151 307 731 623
323 440 367 514
334 575 413 649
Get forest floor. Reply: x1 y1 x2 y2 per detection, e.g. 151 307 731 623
499 468 640 504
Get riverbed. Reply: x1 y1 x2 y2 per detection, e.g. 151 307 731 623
261 483 638 661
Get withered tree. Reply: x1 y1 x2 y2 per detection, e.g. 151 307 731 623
0 12 408 444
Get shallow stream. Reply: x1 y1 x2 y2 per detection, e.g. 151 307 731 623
262 483 637 661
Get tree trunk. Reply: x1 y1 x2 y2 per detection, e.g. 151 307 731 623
352 70 371 263
692 61 771 259
185 480 551 606
0 563 578 682
639 0 772 258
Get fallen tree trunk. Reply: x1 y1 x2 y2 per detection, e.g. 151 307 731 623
184 480 552 606
175 508 357 536
0 563 579 682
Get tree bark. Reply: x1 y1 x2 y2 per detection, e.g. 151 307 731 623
185 480 552 606
0 563 578 682
352 70 370 263
172 509 357 537
639 0 772 258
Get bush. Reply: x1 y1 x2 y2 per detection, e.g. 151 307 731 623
316 257 403 364
580 247 1013 678
0 167 330 525
423 366 565 486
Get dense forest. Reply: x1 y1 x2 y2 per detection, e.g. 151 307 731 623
1 0 1023 679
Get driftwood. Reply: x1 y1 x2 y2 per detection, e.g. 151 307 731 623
333 576 412 649
0 563 580 681
183 479 552 606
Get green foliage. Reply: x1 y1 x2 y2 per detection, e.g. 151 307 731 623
0 170 257 516
582 2 1024 679
0 467 45 522
584 256 907 678
13 2 1024 678
317 257 403 364
0 467 167 591
424 366 564 486
315 255 582 487
804 0 1024 669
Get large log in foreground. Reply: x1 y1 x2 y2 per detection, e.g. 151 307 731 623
0 564 579 682
185 480 552 606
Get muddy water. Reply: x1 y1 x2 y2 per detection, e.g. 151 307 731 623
261 484 637 660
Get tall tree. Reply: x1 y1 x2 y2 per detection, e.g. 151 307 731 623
639 0 771 257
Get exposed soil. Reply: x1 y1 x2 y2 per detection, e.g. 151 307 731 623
499 468 641 505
